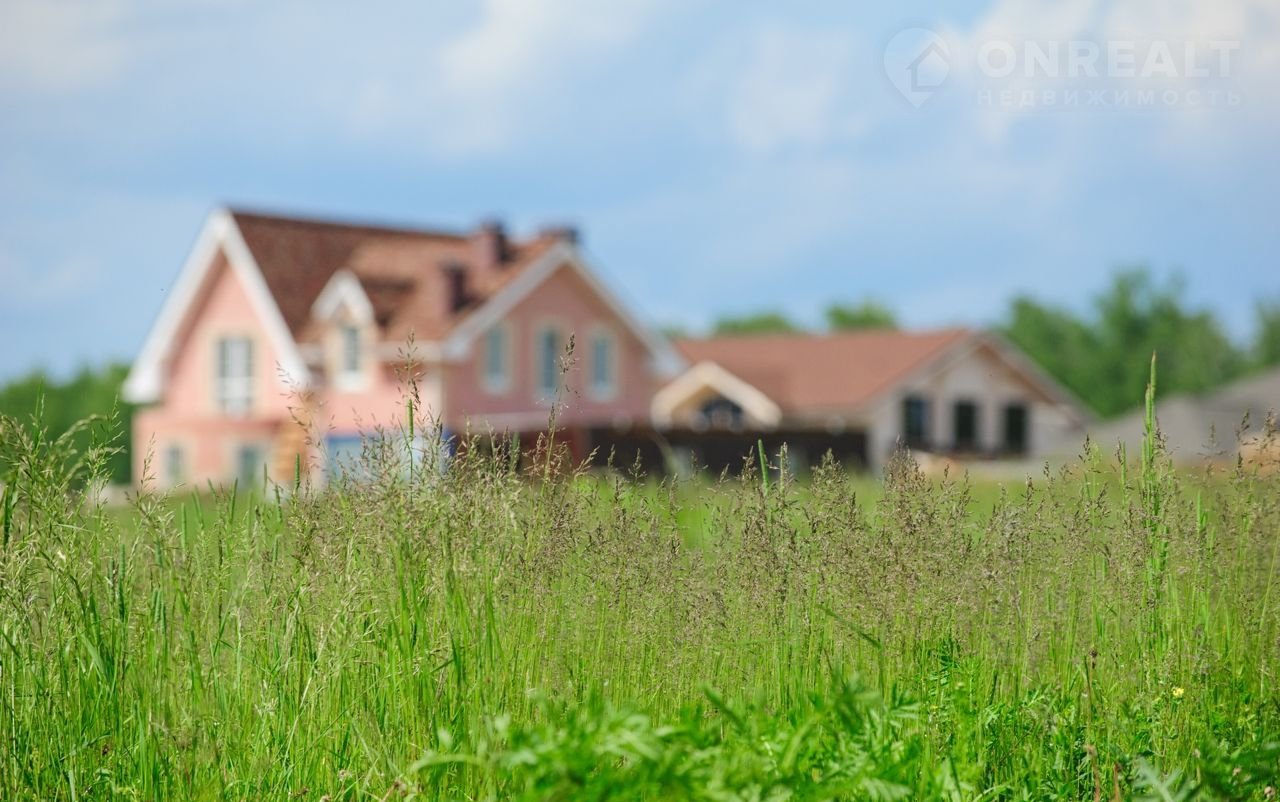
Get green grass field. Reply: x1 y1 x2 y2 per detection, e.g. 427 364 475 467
2 378 1278 800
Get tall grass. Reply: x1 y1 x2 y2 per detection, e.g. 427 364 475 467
1 372 1278 800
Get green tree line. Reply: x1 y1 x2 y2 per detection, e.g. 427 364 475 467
0 363 133 485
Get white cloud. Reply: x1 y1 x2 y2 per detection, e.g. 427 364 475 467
335 0 674 155
0 249 102 302
0 0 135 93
959 0 1103 51
723 28 869 154
595 152 864 301
420 0 670 152
439 0 655 95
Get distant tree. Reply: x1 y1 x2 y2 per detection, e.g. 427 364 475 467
658 324 690 340
1003 268 1248 418
825 299 898 331
1003 296 1099 408
712 311 800 336
1254 299 1280 368
0 363 133 484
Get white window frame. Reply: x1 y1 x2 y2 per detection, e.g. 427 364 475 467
335 322 365 391
481 322 512 395
533 320 567 401
587 325 619 401
215 335 254 417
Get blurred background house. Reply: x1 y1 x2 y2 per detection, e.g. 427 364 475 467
655 329 1087 474
1089 365 1280 466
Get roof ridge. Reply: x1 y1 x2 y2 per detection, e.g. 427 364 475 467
226 206 470 241
676 326 973 344
847 328 976 405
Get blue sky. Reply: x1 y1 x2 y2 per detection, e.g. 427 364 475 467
2 0 1277 380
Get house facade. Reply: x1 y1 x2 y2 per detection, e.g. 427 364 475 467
124 207 1088 488
648 329 1090 473
123 208 681 488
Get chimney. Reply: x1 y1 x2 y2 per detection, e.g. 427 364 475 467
539 224 580 245
441 260 469 313
471 218 509 276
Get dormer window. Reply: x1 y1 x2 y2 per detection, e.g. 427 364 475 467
215 336 254 416
312 271 374 392
339 323 362 382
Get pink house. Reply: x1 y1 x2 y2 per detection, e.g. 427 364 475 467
123 208 682 488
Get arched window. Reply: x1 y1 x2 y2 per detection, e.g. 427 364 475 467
698 396 744 430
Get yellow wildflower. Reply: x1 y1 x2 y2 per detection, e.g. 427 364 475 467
1172 687 1185 699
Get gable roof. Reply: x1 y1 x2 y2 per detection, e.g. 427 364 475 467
651 360 783 428
440 242 685 377
123 209 312 403
671 329 972 417
232 209 564 344
232 210 459 338
667 328 1092 425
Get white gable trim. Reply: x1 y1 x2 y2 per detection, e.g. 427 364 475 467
651 361 782 429
973 331 1095 423
312 269 374 324
441 242 686 378
123 208 311 404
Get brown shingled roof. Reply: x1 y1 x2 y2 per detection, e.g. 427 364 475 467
672 328 972 416
230 209 559 345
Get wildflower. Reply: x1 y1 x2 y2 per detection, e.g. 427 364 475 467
1171 687 1185 699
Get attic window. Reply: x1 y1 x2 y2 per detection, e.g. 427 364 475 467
341 324 360 372
698 396 744 431
215 336 254 416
